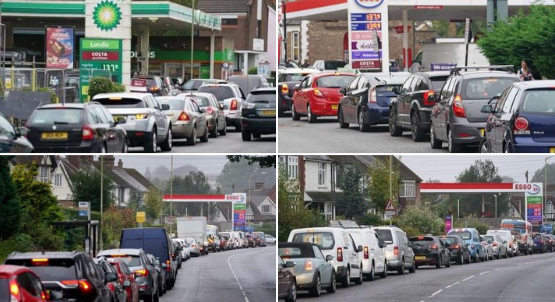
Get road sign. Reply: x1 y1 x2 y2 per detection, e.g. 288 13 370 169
136 212 146 223
385 200 396 217
79 201 89 209
166 216 174 225
78 210 88 217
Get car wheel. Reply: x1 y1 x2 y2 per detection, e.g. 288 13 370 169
408 259 416 273
479 139 490 153
159 280 164 296
210 123 218 138
326 270 337 293
341 268 350 288
338 107 349 128
187 127 197 146
160 127 173 151
358 110 370 132
200 126 209 142
354 265 363 285
219 122 227 136
307 104 317 123
430 121 442 149
144 129 157 153
284 280 297 302
458 252 464 265
397 259 405 275
98 143 106 153
367 262 375 281
310 274 321 297
411 112 425 142
242 130 252 141
379 261 388 278
389 109 402 136
121 138 128 153
436 255 442 268
448 128 462 153
153 287 159 302
235 122 242 132
446 255 451 267
291 104 300 121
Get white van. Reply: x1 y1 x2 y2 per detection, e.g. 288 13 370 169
346 228 388 280
288 227 363 288
230 232 240 249
486 229 515 257
372 226 416 274
237 231 247 248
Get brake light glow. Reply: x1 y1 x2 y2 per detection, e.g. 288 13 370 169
430 244 438 250
313 89 324 98
304 261 313 271
9 280 19 296
364 246 369 259
282 84 289 95
61 280 92 291
394 246 399 256
149 86 160 92
452 95 466 118
166 260 170 271
32 258 49 262
369 89 377 103
230 99 238 111
134 269 148 277
514 117 530 135
453 245 460 249
423 90 436 106
82 126 94 141
337 247 343 262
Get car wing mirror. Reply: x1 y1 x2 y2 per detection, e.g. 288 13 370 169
294 84 301 91
339 87 347 95
115 117 127 125
357 245 363 253
285 261 295 268
16 126 29 137
481 104 494 114
325 254 334 262
105 272 117 283
392 87 400 95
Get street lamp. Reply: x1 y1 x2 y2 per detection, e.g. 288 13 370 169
544 156 555 225
493 193 500 218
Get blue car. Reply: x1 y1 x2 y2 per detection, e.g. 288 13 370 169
448 228 486 262
480 80 555 153
532 232 547 253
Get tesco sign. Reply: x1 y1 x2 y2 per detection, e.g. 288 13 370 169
225 193 247 203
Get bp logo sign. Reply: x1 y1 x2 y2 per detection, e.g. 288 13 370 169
93 0 122 31
354 0 384 9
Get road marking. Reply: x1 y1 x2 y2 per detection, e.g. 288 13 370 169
228 255 250 302
480 271 490 275
430 290 442 297
495 268 505 271
462 276 474 282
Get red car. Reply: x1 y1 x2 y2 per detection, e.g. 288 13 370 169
0 265 51 302
291 73 356 123
107 258 139 302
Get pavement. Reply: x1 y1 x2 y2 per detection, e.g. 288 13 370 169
285 251 555 302
161 245 275 302
278 116 474 153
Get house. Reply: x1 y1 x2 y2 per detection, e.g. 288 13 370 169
279 155 423 220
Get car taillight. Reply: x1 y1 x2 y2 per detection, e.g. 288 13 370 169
423 90 436 106
206 108 214 115
514 117 530 135
430 244 438 250
364 246 369 259
452 94 466 118
493 242 498 247
394 246 399 255
61 280 92 291
134 269 148 277
453 244 460 249
230 99 238 110
313 89 324 98
135 114 148 120
178 111 189 121
369 89 377 103
149 86 160 92
281 84 289 95
82 126 94 141
337 247 343 262
305 261 313 271
166 260 170 271
107 283 115 291
9 279 20 301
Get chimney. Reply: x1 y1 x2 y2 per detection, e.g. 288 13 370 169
67 155 80 169
104 155 115 169
117 159 123 168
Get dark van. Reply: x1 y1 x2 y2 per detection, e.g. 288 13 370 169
120 228 177 288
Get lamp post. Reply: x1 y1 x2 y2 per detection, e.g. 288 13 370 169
545 156 555 225
493 193 500 218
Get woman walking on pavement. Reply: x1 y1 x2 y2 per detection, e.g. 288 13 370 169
517 60 534 81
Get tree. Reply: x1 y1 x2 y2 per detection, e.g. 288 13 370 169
0 156 21 240
227 155 276 168
398 205 444 238
532 163 555 184
126 189 143 212
478 5 555 79
165 171 215 217
144 189 163 222
103 207 136 248
367 157 399 213
218 158 275 193
336 165 369 221
144 167 152 180
71 168 116 212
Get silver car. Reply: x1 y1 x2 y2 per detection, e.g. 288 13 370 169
185 237 201 256
179 92 227 137
372 226 416 274
156 96 209 146
93 92 172 153
198 83 246 131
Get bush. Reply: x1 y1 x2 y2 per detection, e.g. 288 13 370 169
0 235 33 263
113 83 126 92
35 87 57 103
88 77 125 98
248 67 258 75
357 213 384 227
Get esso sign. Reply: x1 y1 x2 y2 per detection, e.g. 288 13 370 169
513 183 541 195
225 193 246 203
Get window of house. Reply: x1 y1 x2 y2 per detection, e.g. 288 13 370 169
40 167 48 183
400 181 416 197
54 174 62 187
318 163 326 186
261 205 270 213
288 157 298 179
255 182 264 190
222 18 238 26
279 156 286 164
290 31 300 62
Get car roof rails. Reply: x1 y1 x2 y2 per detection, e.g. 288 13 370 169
450 65 514 75
329 220 363 228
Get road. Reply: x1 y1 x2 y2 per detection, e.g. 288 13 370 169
128 128 276 153
287 252 555 302
162 245 275 302
279 116 483 153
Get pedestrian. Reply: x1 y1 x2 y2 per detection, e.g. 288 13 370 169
517 60 534 81
301 59 310 68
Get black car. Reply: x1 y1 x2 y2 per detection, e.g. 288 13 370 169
480 80 555 153
409 235 451 269
4 251 113 302
146 254 166 297
0 112 34 152
277 68 319 116
439 235 471 265
94 257 127 302
389 71 450 141
430 66 520 152
25 102 128 153
241 87 276 141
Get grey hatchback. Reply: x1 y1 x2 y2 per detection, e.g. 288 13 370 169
430 66 520 152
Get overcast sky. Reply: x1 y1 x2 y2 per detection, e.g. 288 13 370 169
400 154 555 183
113 155 229 175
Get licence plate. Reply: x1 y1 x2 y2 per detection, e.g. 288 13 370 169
41 132 68 140
332 105 338 110
550 147 555 153
260 110 276 116
415 256 426 260
480 128 485 137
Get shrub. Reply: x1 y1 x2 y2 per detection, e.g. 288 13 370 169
88 77 127 98
112 83 126 92
248 67 258 75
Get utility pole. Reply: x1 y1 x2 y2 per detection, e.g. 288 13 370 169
100 156 104 251
282 0 287 61
190 0 196 80
170 155 173 235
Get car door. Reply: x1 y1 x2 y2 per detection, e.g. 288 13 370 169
100 105 125 152
149 96 168 140
293 77 308 114
341 75 360 123
434 76 455 140
353 76 370 121
92 106 118 152
398 76 416 125
494 87 519 152
86 257 111 302
398 231 413 267
371 232 385 272
347 233 361 276
188 99 205 136
313 246 332 285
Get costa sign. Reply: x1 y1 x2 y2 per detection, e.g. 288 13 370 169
354 0 384 9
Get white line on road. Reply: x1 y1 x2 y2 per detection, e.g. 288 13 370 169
228 255 250 302
462 276 474 282
495 268 505 271
480 271 490 275
430 290 442 297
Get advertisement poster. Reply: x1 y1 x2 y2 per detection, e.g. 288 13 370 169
46 27 74 69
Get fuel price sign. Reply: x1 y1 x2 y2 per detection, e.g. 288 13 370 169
79 38 122 102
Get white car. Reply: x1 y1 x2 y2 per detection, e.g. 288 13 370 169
173 238 190 261
265 234 276 245
198 84 246 131
486 229 515 257
185 237 201 256
347 228 388 280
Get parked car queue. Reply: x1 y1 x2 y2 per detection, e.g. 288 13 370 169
278 224 554 302
281 64 555 153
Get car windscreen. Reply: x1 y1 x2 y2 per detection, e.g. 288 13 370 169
197 86 234 101
278 246 315 259
158 99 184 110
429 76 449 91
449 231 472 240
409 237 434 246
316 75 355 88
462 77 518 100
439 237 457 245
374 229 392 242
291 232 335 250
190 96 211 107
30 108 83 124
325 61 348 70
95 97 144 108
0 278 8 302
247 91 276 104
5 259 77 281
521 89 555 113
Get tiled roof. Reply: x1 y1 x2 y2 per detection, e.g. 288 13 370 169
304 155 332 162
197 0 249 14
124 168 155 191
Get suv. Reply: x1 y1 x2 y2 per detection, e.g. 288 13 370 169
180 78 228 92
277 68 320 116
198 84 247 131
389 71 450 141
93 92 172 153
372 226 416 274
241 87 276 141
130 76 168 96
228 75 270 96
288 227 363 288
97 249 159 302
430 66 520 152
4 251 113 302
448 228 486 262
346 228 388 280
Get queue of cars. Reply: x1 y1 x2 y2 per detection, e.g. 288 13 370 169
279 221 552 301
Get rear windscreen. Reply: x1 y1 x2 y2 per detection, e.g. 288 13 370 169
158 99 184 110
429 76 449 90
191 96 211 107
409 237 434 246
279 74 308 82
449 231 472 241
0 278 8 302
220 234 230 240
377 85 401 92
103 255 141 267
183 80 209 90
316 76 355 88
95 98 144 108
278 247 314 258
247 91 276 104
30 108 83 124
462 77 518 100
121 229 169 262
197 86 234 101
521 90 555 113
375 229 392 242
533 234 542 240
4 259 76 281
440 237 457 245
291 232 335 250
